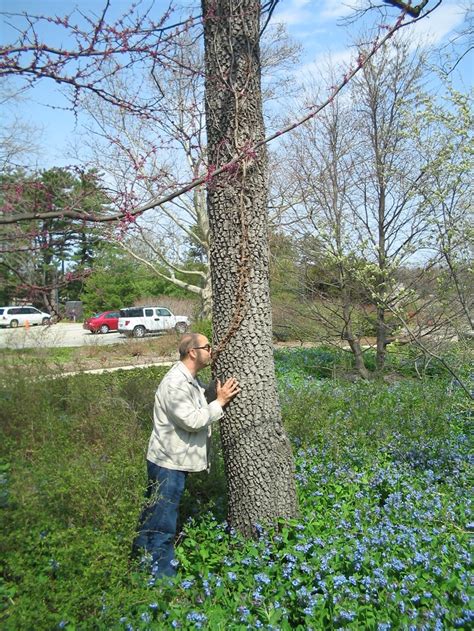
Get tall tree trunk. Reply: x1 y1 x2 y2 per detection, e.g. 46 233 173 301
199 271 213 320
376 305 387 371
342 301 370 380
202 0 298 536
376 177 387 372
340 261 370 380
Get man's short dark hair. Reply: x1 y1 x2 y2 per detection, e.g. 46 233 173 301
179 333 204 359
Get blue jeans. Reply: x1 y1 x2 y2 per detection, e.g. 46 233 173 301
132 461 187 577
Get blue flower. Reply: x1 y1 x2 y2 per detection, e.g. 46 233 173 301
186 611 207 629
332 574 347 588
238 606 250 620
49 559 60 571
338 610 356 622
252 587 263 602
390 558 405 571
254 573 271 585
202 579 211 596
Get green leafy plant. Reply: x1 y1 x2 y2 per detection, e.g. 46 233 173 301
0 350 471 630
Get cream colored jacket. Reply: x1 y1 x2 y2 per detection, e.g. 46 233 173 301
146 362 223 472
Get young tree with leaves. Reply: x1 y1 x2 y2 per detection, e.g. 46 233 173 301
413 78 473 334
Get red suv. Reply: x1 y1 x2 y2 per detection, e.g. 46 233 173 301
83 310 120 334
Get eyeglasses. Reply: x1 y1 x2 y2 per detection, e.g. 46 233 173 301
193 344 212 352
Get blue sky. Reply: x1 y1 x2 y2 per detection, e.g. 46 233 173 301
0 0 471 169
276 0 470 75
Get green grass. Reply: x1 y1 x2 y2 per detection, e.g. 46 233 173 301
0 333 180 373
0 345 77 366
0 350 472 630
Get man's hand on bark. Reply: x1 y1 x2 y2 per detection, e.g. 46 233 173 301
216 378 241 407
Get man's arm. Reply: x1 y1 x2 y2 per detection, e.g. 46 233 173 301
163 378 240 432
163 384 223 433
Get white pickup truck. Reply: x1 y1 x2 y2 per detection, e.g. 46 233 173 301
118 306 190 338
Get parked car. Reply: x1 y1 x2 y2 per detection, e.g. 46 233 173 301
118 306 190 338
83 310 120 334
0 306 52 328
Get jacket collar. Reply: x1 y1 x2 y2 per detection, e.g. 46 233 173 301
176 361 198 385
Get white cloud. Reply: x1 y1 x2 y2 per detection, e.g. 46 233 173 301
274 0 365 25
319 0 364 20
274 0 314 27
274 0 466 40
301 48 354 74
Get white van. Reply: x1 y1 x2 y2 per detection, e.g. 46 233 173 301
0 306 52 328
118 307 190 338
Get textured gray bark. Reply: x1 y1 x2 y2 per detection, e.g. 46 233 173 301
202 0 298 535
342 294 370 380
199 272 213 320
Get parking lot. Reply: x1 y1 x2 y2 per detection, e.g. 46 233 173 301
0 323 128 349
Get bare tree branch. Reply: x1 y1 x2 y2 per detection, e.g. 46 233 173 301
1 6 435 225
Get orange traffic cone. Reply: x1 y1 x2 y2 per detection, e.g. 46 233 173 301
25 319 30 331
